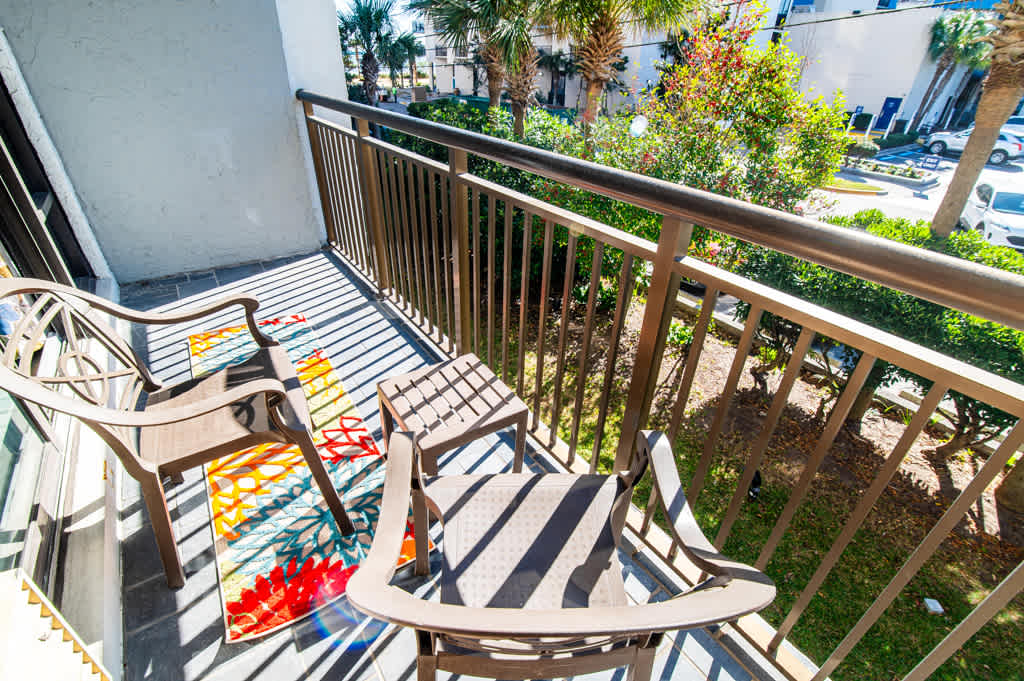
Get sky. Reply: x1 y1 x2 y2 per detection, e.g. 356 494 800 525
334 0 418 33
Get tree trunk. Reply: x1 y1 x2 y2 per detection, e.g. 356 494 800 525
942 68 974 128
362 52 380 107
919 59 958 130
482 42 504 109
932 67 1024 235
580 79 605 124
505 49 538 137
910 53 953 131
409 57 417 87
996 459 1024 513
845 382 877 426
577 10 623 124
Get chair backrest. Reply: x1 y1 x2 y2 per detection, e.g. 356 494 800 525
0 278 160 475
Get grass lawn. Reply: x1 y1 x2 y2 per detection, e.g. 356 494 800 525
479 292 1022 681
826 176 884 192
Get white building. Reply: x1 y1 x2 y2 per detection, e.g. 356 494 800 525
415 0 986 133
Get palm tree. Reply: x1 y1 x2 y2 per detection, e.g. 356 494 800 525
409 0 537 134
535 0 706 124
380 33 409 88
394 32 425 87
910 11 991 132
932 1 1024 236
409 0 505 108
340 0 395 107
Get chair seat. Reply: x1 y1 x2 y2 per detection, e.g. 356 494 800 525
424 473 628 610
140 345 307 472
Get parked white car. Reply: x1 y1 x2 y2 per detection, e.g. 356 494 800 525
923 129 1022 165
960 183 1024 252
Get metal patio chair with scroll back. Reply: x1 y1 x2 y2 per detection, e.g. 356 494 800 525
347 428 776 681
0 277 355 589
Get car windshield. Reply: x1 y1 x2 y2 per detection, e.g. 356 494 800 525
992 192 1024 215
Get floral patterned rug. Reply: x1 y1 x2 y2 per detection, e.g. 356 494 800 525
188 315 421 642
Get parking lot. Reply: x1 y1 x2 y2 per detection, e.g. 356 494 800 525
823 144 1024 223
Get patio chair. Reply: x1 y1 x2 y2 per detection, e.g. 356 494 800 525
0 277 355 589
347 429 775 681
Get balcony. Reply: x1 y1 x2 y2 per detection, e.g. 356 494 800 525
97 90 1023 681
118 250 776 681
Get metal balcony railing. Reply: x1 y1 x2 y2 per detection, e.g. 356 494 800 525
296 90 1024 681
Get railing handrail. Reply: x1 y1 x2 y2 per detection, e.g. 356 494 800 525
297 89 1024 332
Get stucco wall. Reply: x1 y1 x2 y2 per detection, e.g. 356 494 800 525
0 0 344 282
788 7 942 117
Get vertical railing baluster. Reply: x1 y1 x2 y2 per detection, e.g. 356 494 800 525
756 352 877 570
301 105 340 249
440 171 455 353
449 149 472 355
714 326 815 549
501 203 513 384
532 220 554 430
685 305 763 504
471 188 481 356
812 421 1024 681
569 242 604 462
487 194 496 369
354 118 389 293
396 158 423 323
516 212 533 396
549 232 578 448
591 253 635 474
666 285 720 442
615 216 693 470
381 151 408 307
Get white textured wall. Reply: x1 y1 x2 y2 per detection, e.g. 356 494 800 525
0 0 342 282
788 7 942 116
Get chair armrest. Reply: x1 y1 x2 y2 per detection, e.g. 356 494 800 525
76 292 277 348
638 430 776 592
346 433 776 640
0 366 287 428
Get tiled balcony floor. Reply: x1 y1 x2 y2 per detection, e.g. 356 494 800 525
119 250 757 681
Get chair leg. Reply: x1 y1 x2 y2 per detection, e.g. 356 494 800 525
296 431 357 536
140 475 186 589
412 486 430 576
379 391 394 455
627 634 662 681
512 414 527 473
416 630 437 681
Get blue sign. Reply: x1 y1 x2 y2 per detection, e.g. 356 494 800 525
854 105 864 115
919 155 940 170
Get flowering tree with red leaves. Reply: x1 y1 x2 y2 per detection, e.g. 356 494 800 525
535 4 847 274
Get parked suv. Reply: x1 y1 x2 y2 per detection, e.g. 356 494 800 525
923 129 1022 165
960 183 1024 252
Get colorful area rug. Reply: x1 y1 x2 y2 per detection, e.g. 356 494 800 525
189 315 422 643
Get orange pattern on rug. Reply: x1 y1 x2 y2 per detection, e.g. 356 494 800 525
190 316 424 642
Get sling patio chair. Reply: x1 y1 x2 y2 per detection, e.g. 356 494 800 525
0 277 355 589
347 429 776 681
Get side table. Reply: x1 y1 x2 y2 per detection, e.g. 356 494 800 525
377 353 528 474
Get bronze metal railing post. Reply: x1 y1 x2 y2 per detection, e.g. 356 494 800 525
301 103 339 247
354 117 390 293
613 216 692 471
449 148 472 354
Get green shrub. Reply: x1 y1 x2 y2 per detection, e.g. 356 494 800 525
845 139 880 159
348 83 368 105
849 112 873 131
877 131 921 149
667 320 695 352
738 209 1024 456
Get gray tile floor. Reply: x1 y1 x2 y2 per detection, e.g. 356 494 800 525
119 250 754 681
